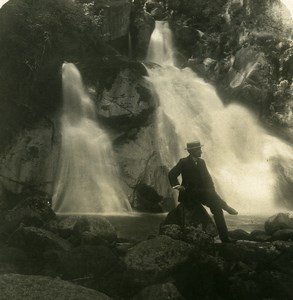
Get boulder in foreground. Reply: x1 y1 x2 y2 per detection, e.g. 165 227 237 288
0 273 111 300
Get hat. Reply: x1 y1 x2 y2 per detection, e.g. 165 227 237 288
185 141 203 150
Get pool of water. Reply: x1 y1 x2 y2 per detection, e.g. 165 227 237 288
57 212 270 241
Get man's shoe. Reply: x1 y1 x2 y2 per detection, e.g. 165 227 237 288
225 206 238 215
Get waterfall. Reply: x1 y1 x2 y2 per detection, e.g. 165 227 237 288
52 63 131 214
146 21 176 66
146 21 293 215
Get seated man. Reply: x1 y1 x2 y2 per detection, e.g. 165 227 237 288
168 140 238 242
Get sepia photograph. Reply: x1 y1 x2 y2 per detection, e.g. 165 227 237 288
0 0 292 299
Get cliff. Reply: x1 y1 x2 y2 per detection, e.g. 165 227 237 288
0 0 292 212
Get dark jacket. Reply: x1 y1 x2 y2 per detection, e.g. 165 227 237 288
168 155 215 203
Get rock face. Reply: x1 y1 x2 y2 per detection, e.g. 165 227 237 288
130 2 155 60
97 68 155 123
0 274 112 300
0 0 174 211
114 123 175 210
0 119 59 195
0 0 292 214
95 0 132 41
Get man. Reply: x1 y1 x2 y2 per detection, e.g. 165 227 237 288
168 141 238 242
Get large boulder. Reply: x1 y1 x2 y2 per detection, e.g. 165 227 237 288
249 230 271 242
162 203 217 235
160 224 215 253
114 124 176 211
229 229 250 241
217 241 280 265
97 68 154 125
47 215 118 244
0 188 56 242
44 245 120 280
8 226 72 257
124 235 194 286
0 274 112 300
265 213 293 235
225 46 271 108
271 229 293 241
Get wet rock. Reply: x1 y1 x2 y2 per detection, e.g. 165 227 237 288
217 241 280 265
130 7 155 60
229 229 250 241
8 226 71 257
250 230 271 242
162 203 217 235
264 213 293 235
133 183 164 213
225 45 271 106
0 190 55 240
114 124 175 210
272 229 293 241
55 216 117 243
0 274 111 300
44 245 120 280
131 282 184 300
97 68 154 125
145 0 163 13
124 235 194 286
73 216 117 242
150 7 167 21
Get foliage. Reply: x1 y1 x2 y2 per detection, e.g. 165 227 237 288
0 0 111 150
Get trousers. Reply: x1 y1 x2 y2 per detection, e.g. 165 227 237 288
182 189 230 241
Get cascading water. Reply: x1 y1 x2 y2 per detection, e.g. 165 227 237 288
53 63 131 213
146 21 293 215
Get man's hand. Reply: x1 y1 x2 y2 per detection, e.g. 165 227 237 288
172 185 185 192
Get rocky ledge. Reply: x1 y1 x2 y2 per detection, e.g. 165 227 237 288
0 191 293 300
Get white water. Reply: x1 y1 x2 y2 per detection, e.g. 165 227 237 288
146 21 293 215
52 63 131 213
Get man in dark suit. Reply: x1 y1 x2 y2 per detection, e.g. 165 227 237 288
168 141 238 242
